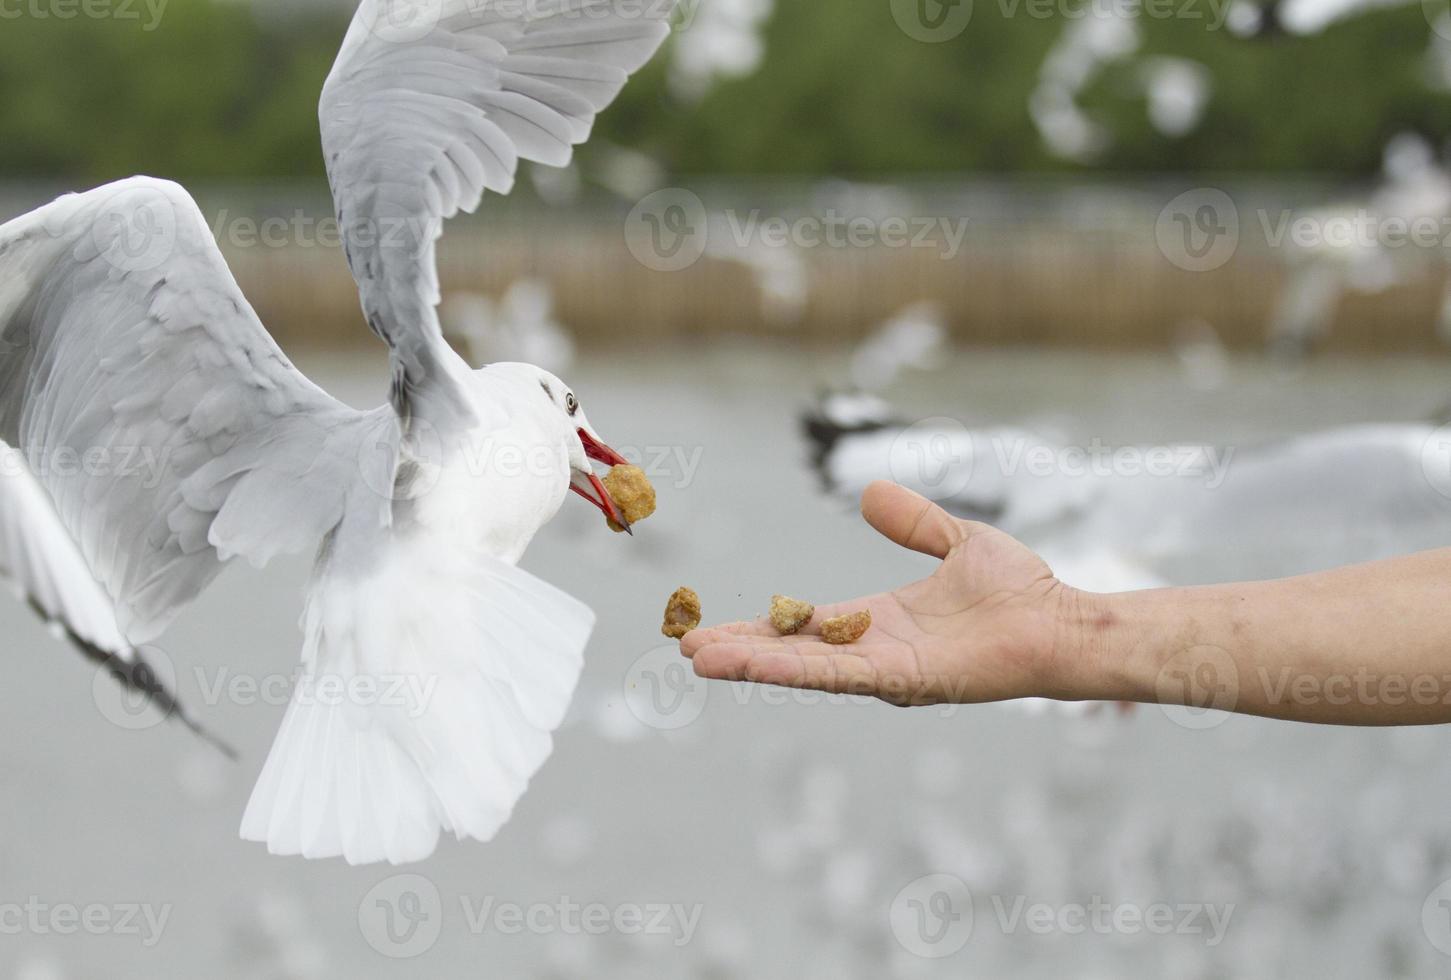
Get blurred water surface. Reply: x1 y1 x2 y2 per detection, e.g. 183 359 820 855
2 344 1450 978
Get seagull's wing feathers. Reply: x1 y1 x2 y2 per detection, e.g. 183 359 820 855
0 439 134 660
320 0 676 423
0 177 392 642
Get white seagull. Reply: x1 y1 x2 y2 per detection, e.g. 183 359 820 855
0 0 678 865
803 392 1451 588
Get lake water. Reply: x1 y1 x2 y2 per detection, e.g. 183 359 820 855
3 344 1450 979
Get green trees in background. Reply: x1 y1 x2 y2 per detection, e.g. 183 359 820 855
1 0 1447 181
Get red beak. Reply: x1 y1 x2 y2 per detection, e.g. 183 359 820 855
570 429 633 533
578 428 628 467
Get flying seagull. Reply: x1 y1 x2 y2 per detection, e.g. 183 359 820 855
0 0 678 865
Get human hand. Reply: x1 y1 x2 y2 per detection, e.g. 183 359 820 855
680 481 1109 707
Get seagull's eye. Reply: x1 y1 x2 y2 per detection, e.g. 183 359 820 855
565 393 578 416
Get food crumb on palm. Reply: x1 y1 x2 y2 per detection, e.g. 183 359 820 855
821 610 872 644
661 587 701 639
769 594 815 634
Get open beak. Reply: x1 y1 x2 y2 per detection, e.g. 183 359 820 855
570 429 633 534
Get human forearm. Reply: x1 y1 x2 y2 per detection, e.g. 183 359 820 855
1069 549 1451 725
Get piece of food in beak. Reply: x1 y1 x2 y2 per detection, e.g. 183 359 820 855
603 464 656 533
769 595 815 635
570 468 633 533
662 587 702 639
821 609 872 645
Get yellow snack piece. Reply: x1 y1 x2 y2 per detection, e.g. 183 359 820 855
661 587 701 639
769 595 815 635
821 610 872 645
603 464 656 532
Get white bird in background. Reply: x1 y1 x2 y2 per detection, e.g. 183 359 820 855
703 211 811 326
1268 133 1451 358
1029 0 1212 163
0 0 678 865
848 302 948 392
802 393 1451 591
667 0 774 101
443 280 577 375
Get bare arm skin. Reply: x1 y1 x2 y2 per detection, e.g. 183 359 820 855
680 481 1451 725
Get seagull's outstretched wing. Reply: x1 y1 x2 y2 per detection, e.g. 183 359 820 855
0 436 237 756
0 178 393 643
320 0 676 426
0 439 136 661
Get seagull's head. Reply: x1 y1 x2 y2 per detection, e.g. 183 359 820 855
489 362 634 533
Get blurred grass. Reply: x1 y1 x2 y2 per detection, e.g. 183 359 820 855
206 182 1451 355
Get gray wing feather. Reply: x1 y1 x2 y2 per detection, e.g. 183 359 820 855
0 439 133 659
320 0 676 426
0 177 394 642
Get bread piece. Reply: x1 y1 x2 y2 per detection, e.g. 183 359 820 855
661 587 702 639
769 595 815 635
821 610 872 645
603 464 656 532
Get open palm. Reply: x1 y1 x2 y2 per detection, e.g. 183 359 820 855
681 481 1088 706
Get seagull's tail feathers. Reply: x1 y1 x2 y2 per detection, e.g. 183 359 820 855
240 536 593 866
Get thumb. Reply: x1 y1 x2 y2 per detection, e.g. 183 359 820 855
860 481 964 560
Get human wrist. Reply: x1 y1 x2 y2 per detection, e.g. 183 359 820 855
1045 584 1205 705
